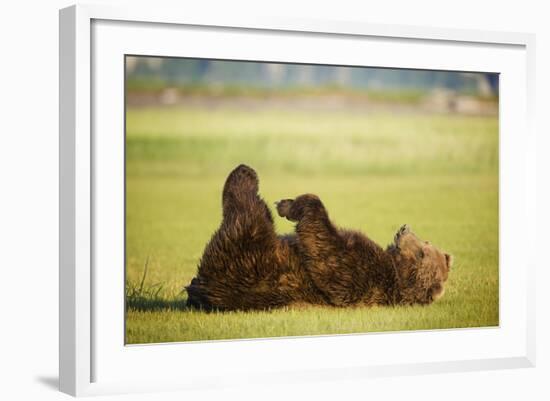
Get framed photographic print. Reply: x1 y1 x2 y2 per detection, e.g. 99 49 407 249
59 4 536 396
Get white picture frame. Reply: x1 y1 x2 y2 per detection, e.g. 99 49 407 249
59 3 536 397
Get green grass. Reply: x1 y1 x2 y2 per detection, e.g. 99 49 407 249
125 105 498 344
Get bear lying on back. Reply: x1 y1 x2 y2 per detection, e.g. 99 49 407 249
186 164 452 311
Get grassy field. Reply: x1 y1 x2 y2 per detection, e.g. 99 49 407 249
125 105 499 344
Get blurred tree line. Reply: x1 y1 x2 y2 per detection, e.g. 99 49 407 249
126 56 498 96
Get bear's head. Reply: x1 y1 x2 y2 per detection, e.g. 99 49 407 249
389 224 453 305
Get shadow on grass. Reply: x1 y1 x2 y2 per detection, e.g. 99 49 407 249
126 296 189 312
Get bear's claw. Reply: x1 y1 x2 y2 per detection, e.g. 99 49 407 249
394 224 411 247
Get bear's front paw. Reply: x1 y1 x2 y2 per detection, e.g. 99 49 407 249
276 194 325 222
393 224 410 243
275 199 295 220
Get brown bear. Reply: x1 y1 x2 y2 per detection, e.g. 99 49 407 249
186 164 452 311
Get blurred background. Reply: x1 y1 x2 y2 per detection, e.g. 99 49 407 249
126 57 498 109
126 57 498 114
125 57 498 177
125 56 499 343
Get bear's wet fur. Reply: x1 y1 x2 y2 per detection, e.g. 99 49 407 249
186 164 452 311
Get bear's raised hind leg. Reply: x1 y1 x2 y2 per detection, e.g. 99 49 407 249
223 164 259 202
187 165 278 310
221 164 274 229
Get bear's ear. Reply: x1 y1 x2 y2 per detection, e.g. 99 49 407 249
445 253 453 270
